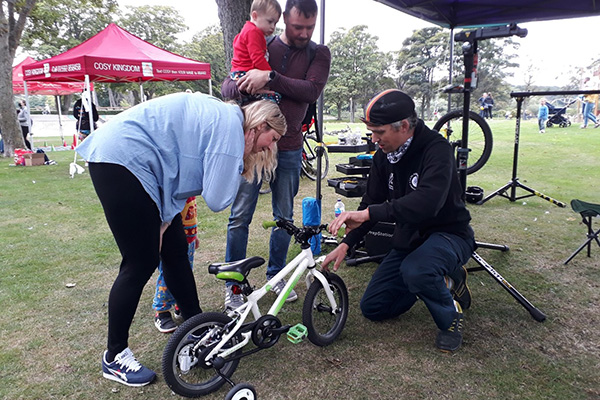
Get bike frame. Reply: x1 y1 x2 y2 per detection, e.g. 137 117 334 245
204 247 338 361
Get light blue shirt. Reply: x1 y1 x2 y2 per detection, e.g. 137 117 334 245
77 92 245 222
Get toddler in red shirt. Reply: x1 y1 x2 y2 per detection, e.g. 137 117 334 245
231 0 282 103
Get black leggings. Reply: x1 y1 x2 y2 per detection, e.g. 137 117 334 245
21 126 32 150
89 163 202 360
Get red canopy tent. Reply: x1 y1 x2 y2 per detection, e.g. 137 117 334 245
22 23 211 84
13 57 90 146
21 23 211 175
13 57 86 95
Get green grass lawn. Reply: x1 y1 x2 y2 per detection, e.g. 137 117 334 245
0 118 599 399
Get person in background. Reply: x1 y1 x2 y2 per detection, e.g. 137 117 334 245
538 98 549 134
484 92 494 119
73 92 99 141
17 100 32 150
477 93 488 118
152 196 199 333
580 76 599 129
322 89 475 353
221 0 331 310
230 0 282 103
76 93 286 388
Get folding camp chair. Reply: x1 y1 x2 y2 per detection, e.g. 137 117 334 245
564 199 600 264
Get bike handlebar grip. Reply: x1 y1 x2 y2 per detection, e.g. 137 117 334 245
262 220 277 229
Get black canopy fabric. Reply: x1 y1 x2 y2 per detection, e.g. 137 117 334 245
375 0 600 28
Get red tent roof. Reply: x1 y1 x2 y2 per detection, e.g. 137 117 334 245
22 23 211 83
13 57 87 95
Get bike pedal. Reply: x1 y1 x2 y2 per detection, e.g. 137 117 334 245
287 324 308 344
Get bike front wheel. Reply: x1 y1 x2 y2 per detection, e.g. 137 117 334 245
302 272 348 346
162 312 241 398
433 110 493 175
302 134 329 181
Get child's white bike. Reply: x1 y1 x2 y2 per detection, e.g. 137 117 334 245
162 220 349 399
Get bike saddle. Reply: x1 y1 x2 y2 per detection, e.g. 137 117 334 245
208 256 265 282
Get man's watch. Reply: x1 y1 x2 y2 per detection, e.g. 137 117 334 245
268 70 276 83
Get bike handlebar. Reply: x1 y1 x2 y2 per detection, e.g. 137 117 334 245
262 221 277 229
262 220 327 248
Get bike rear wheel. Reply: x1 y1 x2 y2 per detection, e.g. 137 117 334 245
433 110 493 175
302 134 329 181
302 272 348 346
162 312 241 398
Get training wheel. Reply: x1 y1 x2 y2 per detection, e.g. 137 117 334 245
225 382 257 400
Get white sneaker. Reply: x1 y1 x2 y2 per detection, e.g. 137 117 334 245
101 348 156 387
271 279 298 302
224 286 245 311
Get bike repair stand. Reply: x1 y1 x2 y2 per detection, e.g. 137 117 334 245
454 25 546 322
478 92 566 208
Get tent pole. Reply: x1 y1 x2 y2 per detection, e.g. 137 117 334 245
85 75 94 135
56 95 64 142
447 27 454 113
314 0 326 204
23 81 33 150
209 79 213 96
140 83 145 102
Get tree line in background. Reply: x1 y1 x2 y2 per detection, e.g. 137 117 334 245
1 0 595 156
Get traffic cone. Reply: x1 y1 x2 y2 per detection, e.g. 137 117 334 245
71 134 77 150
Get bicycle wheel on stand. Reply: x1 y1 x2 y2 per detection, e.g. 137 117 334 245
433 110 493 175
302 134 329 181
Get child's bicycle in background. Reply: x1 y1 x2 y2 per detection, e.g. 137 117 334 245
162 219 348 399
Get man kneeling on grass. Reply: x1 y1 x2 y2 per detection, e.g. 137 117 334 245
321 89 475 352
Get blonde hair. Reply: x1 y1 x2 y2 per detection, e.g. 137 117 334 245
241 100 287 182
251 0 282 16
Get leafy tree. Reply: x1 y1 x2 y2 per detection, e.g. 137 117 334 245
468 38 520 116
16 0 118 114
0 0 37 157
119 5 186 53
396 27 449 120
181 25 227 98
116 5 189 103
20 0 118 59
326 25 390 121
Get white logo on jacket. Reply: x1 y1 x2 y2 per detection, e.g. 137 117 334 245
409 173 419 190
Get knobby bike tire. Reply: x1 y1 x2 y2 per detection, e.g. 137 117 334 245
302 273 349 346
433 110 493 175
162 312 241 398
302 134 329 181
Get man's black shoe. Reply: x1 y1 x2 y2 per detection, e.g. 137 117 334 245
436 312 464 352
450 265 471 310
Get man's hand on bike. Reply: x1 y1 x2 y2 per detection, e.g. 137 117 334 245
321 243 349 272
328 209 370 235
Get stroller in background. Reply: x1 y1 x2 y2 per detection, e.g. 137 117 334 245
546 98 576 128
